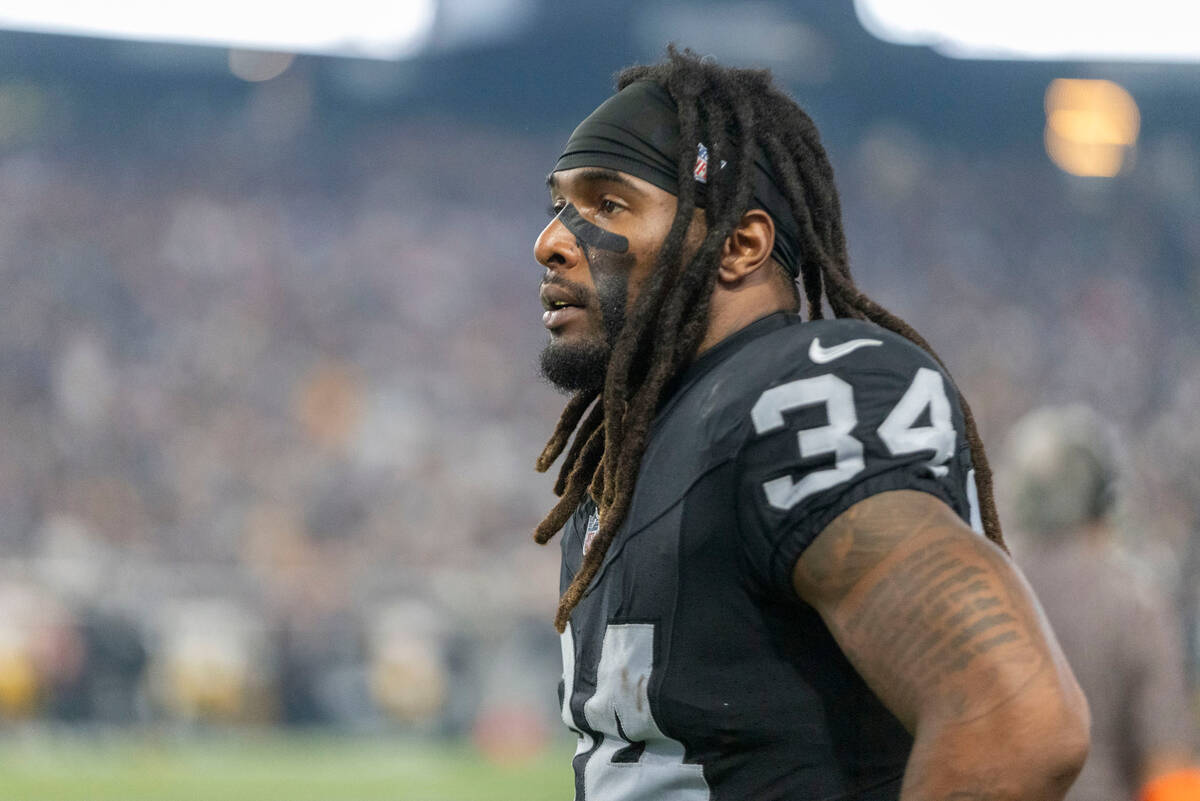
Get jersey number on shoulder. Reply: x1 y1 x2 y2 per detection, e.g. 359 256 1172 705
560 623 710 801
751 366 960 510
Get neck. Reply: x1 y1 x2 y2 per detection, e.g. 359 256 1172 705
697 282 793 353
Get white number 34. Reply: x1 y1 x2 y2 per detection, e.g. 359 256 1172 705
750 367 981 530
561 623 710 800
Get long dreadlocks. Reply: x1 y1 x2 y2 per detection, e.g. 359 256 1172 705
535 47 1005 633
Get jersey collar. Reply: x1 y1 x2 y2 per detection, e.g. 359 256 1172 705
660 311 801 412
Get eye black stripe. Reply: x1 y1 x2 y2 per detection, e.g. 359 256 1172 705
556 203 630 254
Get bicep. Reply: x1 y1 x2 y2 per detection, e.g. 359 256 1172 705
793 489 1072 732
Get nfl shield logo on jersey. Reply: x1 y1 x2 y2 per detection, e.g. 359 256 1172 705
583 509 600 555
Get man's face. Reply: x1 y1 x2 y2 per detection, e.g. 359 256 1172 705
535 167 682 392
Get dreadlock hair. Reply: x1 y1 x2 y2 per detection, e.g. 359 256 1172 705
535 46 1005 633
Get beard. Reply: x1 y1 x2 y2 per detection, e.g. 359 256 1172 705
539 335 610 393
538 251 631 394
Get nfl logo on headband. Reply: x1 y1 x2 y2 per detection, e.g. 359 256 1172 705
694 142 726 184
694 143 710 183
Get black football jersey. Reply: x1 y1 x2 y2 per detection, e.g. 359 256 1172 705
557 312 983 801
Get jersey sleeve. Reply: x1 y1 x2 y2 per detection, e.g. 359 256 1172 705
735 333 978 600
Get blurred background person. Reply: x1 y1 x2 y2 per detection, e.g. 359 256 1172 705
1004 405 1199 801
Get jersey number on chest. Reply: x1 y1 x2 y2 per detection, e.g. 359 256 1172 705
561 622 710 801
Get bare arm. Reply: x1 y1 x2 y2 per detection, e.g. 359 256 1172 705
793 490 1090 801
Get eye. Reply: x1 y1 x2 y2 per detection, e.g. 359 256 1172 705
547 199 566 218
597 198 623 216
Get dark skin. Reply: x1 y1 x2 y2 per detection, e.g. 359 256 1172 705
535 167 1089 801
536 167 789 389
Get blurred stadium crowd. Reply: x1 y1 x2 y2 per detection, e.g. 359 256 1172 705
0 50 1197 747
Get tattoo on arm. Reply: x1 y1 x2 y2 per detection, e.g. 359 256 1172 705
794 490 1047 727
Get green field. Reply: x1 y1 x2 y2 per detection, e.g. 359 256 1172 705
0 732 574 801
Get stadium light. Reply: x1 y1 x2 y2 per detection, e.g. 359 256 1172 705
854 0 1200 62
0 0 437 60
1044 79 1140 177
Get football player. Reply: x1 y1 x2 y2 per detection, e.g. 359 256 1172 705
532 48 1089 801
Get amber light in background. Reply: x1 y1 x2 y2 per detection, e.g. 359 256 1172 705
1139 768 1200 801
1044 78 1140 177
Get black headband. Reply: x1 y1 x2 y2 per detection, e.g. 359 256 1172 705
553 80 801 277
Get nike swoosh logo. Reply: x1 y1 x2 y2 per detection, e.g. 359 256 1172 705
808 336 883 364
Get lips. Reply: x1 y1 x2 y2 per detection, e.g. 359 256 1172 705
540 284 584 312
540 284 585 330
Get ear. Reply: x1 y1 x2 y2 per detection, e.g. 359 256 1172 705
718 209 775 286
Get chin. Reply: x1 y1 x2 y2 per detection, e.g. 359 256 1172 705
539 337 609 394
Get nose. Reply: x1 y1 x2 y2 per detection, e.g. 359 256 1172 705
534 214 581 273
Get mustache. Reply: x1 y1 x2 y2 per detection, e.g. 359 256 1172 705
540 273 596 305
